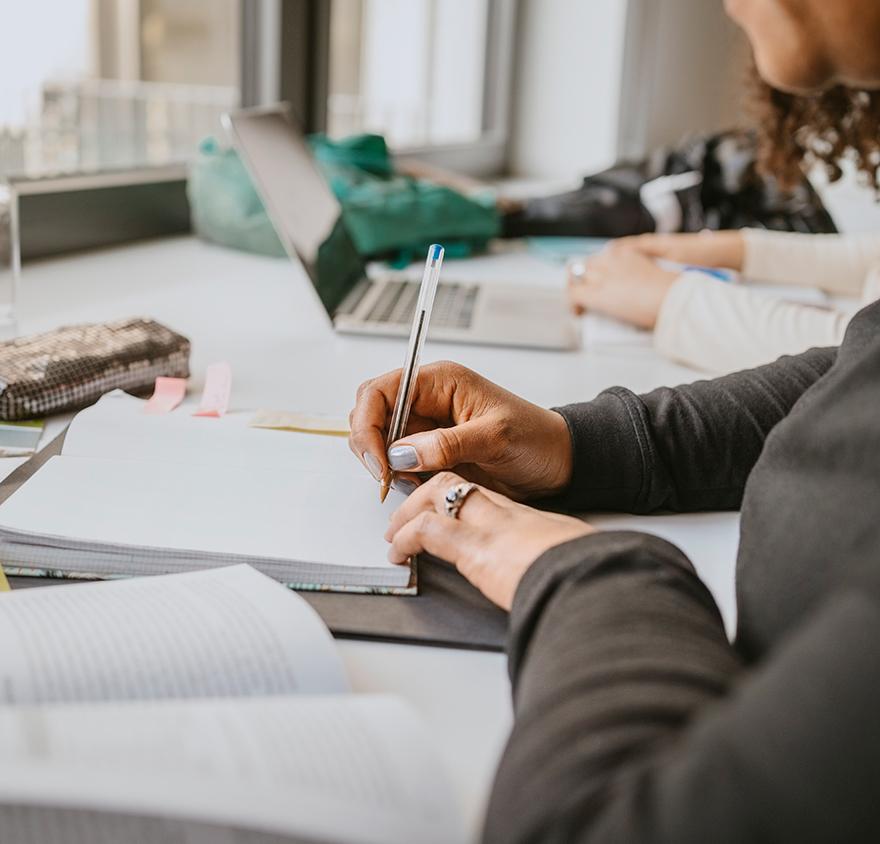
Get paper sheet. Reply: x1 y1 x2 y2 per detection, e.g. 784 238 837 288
250 409 350 437
0 565 348 705
194 361 232 418
63 392 363 477
144 378 187 414
0 696 464 844
0 454 402 579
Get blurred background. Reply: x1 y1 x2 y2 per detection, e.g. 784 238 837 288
1 0 876 264
0 0 745 179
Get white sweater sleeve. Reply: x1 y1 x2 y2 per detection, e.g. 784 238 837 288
653 272 851 375
743 230 880 295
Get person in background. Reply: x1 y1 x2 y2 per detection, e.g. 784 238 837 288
348 0 880 841
568 228 880 373
567 73 880 375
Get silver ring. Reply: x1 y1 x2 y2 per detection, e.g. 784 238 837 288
568 260 587 280
444 482 477 519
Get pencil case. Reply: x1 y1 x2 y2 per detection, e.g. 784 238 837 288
0 318 191 421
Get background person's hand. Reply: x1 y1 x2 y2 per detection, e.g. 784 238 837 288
567 243 679 328
613 230 746 270
349 361 573 500
385 471 594 610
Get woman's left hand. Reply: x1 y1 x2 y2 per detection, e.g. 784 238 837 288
386 471 594 610
567 243 680 329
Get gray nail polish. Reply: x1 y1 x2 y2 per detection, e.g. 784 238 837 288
363 452 383 482
388 444 419 470
392 478 417 496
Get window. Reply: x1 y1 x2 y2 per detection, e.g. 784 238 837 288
324 0 516 174
328 0 487 147
0 0 516 262
0 0 240 178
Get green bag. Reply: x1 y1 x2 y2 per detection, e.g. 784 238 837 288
309 133 499 266
187 137 286 258
188 133 499 265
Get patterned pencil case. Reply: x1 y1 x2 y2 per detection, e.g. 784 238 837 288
0 318 191 421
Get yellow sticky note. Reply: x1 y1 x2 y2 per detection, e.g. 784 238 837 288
0 564 10 592
250 410 350 437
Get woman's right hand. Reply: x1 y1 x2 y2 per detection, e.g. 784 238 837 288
614 230 746 270
349 361 573 500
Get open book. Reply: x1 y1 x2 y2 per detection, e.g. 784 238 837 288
0 392 413 593
0 565 465 844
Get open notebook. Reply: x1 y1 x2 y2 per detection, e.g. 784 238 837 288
0 392 413 593
0 565 465 844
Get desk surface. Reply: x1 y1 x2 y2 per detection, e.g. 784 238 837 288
9 236 740 839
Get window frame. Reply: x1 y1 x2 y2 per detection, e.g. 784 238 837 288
244 0 518 177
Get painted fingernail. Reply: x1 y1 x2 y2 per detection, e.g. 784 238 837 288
363 451 383 482
388 445 419 470
392 478 417 496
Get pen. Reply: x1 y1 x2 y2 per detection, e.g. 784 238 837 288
682 264 736 283
381 243 445 502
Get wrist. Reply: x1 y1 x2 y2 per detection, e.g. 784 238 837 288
703 231 746 270
541 409 574 496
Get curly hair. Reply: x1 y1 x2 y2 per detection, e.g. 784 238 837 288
749 68 880 192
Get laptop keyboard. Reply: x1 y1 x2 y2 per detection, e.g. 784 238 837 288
364 281 478 330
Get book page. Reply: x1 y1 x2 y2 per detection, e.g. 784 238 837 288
0 695 465 844
62 392 362 477
0 566 348 705
0 807 295 844
0 455 399 574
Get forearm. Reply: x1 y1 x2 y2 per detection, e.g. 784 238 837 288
484 531 742 843
554 346 835 513
654 272 851 375
485 532 880 844
743 230 880 295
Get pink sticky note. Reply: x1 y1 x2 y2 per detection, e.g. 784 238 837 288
194 361 232 418
144 377 187 414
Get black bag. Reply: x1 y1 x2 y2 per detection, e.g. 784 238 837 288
500 129 837 238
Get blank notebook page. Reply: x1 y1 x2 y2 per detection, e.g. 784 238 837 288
61 392 364 476
0 455 397 571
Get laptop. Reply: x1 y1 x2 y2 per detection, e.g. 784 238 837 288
222 104 580 350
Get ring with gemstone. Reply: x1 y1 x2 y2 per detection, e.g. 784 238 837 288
568 260 587 279
443 482 477 519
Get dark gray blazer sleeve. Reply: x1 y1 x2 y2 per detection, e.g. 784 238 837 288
483 532 880 844
554 347 834 513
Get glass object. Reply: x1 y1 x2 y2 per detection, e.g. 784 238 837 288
0 0 241 181
327 0 490 148
0 184 18 336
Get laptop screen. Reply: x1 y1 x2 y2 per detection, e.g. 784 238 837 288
223 106 365 316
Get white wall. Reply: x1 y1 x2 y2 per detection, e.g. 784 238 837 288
509 0 629 179
618 0 749 158
508 0 750 179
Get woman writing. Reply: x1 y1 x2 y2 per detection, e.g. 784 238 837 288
350 1 880 840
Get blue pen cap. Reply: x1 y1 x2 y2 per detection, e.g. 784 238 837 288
430 243 444 261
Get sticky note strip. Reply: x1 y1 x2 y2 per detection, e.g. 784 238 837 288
194 361 232 418
0 564 9 592
144 377 187 414
250 410 350 437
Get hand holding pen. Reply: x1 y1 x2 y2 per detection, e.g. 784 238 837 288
380 244 445 501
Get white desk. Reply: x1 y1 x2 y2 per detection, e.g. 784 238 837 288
11 236 740 840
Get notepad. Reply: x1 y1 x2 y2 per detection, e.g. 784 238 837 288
0 392 411 593
0 566 463 844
